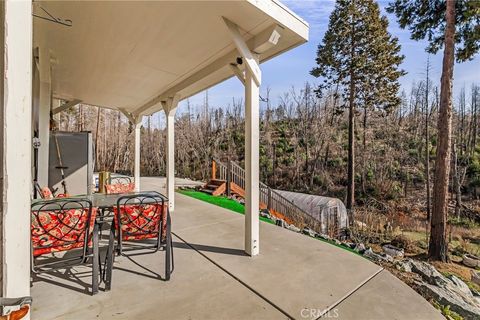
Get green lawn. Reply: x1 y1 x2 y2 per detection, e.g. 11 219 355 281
178 189 274 224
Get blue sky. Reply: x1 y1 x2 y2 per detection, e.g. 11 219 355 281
174 0 480 115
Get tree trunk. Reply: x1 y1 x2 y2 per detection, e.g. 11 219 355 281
452 142 462 218
346 52 356 221
425 59 431 221
428 0 455 262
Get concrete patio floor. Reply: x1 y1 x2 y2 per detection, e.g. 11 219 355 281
31 177 443 320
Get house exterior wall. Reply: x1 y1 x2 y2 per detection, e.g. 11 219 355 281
1 0 32 304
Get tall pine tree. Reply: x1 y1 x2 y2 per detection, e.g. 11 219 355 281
387 0 480 262
311 0 405 220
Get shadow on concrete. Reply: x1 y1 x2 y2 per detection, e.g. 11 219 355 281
173 241 247 257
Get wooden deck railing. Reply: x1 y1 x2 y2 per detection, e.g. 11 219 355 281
212 158 321 233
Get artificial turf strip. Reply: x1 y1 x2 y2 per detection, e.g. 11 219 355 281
178 189 275 224
178 189 362 256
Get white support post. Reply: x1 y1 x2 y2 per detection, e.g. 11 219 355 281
2 0 32 305
38 46 51 187
244 58 260 256
134 118 142 192
223 17 262 256
162 96 179 212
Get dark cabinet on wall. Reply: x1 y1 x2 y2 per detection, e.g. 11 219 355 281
48 131 93 196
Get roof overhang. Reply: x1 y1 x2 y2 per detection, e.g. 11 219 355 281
33 0 308 117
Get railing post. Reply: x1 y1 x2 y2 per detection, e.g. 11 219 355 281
267 187 272 211
212 159 216 180
226 160 231 197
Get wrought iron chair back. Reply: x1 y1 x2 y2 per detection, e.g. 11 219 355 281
104 192 173 289
105 176 135 194
110 176 132 185
31 197 100 295
113 193 166 252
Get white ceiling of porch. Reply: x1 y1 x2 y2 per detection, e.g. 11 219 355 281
33 0 308 116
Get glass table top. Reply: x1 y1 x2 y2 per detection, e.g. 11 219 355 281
32 191 168 209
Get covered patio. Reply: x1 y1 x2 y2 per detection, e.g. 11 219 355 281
1 0 442 319
31 177 442 319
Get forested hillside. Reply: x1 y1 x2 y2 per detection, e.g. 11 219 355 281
56 81 480 219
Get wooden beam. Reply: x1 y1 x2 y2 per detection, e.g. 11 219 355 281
52 99 81 114
119 108 137 125
252 24 283 54
229 63 245 85
223 17 261 86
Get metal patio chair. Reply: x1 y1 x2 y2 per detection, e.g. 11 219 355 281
105 176 135 194
31 198 100 295
104 192 173 290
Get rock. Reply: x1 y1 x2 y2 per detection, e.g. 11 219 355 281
410 260 480 319
463 254 480 268
383 254 394 263
260 210 271 219
286 224 300 233
472 270 480 286
354 243 366 253
415 281 480 320
316 233 330 241
394 259 412 273
302 227 316 237
363 248 393 263
410 260 449 287
341 242 355 249
275 219 285 228
382 244 404 258
448 274 475 297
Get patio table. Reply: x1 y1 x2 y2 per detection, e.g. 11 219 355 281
32 191 168 210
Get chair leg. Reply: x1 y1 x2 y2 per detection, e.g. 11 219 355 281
165 214 173 281
92 224 99 295
104 223 115 291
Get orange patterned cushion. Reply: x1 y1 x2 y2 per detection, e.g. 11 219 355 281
113 204 167 241
105 183 135 194
31 207 97 257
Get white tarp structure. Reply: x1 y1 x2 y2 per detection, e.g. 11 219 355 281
1 1 308 312
275 190 349 236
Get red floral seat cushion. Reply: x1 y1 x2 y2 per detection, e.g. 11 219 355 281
113 204 167 241
105 183 135 194
31 207 97 257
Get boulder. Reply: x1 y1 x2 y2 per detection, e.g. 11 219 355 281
394 259 412 273
286 224 301 233
448 275 475 297
302 227 317 238
341 242 355 249
354 243 366 253
415 281 480 320
363 248 393 263
382 244 404 258
472 270 480 286
316 233 331 241
260 210 272 220
463 254 480 268
410 260 480 320
410 260 449 287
